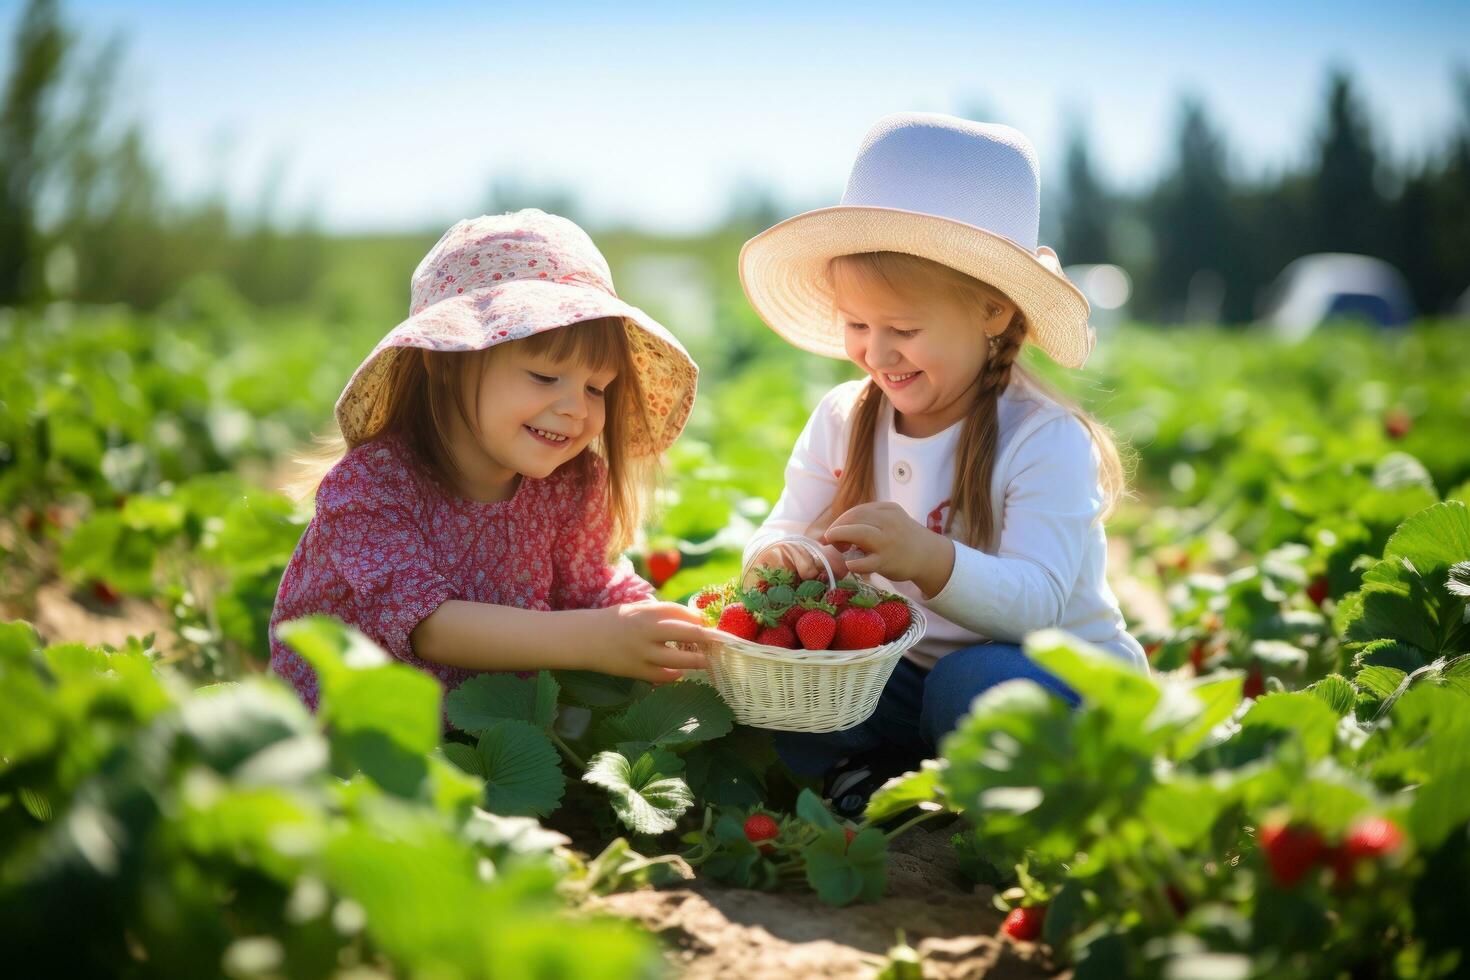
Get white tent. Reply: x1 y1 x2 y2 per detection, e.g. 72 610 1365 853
1262 253 1415 340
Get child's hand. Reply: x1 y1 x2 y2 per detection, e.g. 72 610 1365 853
755 539 851 583
823 502 957 598
602 601 721 684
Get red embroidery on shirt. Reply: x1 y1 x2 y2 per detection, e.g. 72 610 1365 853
927 499 952 533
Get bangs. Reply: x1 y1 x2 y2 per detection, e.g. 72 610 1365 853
829 252 1011 312
516 316 630 375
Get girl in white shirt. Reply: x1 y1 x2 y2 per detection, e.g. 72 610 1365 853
738 112 1146 817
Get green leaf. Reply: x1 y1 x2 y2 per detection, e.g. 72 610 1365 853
1309 674 1357 717
1026 630 1161 720
442 740 486 777
1341 501 1470 656
584 749 693 835
1169 673 1244 760
863 760 948 823
803 826 887 906
177 680 316 776
1409 765 1470 849
1139 777 1228 849
278 616 441 764
1238 693 1338 760
607 680 733 748
797 787 840 832
332 669 442 758
445 672 559 734
1355 665 1407 701
475 720 566 818
554 670 638 709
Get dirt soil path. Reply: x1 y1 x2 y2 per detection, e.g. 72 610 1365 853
586 819 1061 979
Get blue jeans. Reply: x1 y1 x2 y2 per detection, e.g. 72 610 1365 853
774 642 1079 777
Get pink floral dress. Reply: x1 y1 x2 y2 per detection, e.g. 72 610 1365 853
268 434 653 712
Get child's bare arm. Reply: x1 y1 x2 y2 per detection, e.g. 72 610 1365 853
410 600 719 683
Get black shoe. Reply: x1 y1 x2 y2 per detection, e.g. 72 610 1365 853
821 745 919 821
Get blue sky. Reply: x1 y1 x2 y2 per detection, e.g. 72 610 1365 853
8 0 1467 235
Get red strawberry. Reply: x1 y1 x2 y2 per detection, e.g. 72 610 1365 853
874 597 911 642
1384 408 1411 440
1306 575 1330 608
1259 820 1327 888
695 589 722 609
1243 667 1266 700
835 607 885 650
755 624 797 649
1339 816 1404 861
844 827 857 847
796 610 837 650
91 580 121 606
717 603 759 641
1165 884 1190 917
779 605 806 630
1328 816 1404 887
1189 642 1208 674
744 813 780 854
647 549 680 588
824 587 855 611
1001 905 1046 942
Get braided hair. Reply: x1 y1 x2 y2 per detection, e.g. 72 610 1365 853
823 251 1126 553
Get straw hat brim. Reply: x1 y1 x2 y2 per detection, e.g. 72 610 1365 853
739 206 1095 369
335 277 698 456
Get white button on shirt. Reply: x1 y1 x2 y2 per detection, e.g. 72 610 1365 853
746 376 1147 671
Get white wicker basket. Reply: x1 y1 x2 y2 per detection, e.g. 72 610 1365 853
690 534 926 733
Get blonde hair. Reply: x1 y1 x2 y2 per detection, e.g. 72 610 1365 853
290 317 655 558
826 252 1128 551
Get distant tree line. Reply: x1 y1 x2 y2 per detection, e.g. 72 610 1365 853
1058 70 1470 323
3 0 1466 322
0 0 324 310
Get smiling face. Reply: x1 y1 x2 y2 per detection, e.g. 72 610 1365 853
441 321 624 501
831 254 1017 438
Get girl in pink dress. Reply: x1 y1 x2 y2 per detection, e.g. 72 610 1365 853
269 210 717 713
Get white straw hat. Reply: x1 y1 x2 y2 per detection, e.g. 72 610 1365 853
739 112 1095 369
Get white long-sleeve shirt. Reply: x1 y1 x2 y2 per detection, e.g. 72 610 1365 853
745 376 1147 671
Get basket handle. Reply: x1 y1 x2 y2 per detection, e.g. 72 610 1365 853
742 533 837 591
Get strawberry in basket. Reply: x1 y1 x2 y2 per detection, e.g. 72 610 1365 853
699 565 913 651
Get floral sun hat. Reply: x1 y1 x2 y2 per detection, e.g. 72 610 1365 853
336 209 699 456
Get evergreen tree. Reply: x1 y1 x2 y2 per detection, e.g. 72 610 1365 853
1146 96 1240 321
0 0 67 304
1309 68 1387 256
1059 117 1112 265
